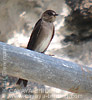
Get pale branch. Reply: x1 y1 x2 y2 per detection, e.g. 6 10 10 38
0 42 92 93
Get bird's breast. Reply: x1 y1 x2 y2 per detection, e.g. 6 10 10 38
34 21 54 52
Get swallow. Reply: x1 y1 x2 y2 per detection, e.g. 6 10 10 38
16 10 58 87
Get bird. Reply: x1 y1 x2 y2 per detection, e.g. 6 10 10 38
16 10 58 87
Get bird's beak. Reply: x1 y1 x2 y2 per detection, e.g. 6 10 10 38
55 14 59 16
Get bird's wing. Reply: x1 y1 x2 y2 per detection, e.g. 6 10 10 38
51 25 55 40
27 19 42 50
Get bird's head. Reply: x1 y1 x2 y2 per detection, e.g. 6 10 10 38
41 10 58 22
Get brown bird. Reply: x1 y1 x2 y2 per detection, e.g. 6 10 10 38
16 10 58 87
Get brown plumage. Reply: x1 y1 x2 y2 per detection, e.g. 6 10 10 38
16 10 58 87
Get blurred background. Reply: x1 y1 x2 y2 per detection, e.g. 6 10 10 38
0 0 92 99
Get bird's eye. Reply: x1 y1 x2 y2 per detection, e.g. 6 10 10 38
48 12 53 16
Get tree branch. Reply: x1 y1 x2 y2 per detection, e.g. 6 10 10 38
0 42 92 93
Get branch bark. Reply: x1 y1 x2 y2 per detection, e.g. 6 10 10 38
0 42 92 94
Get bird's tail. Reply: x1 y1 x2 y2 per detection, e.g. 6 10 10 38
16 78 28 87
